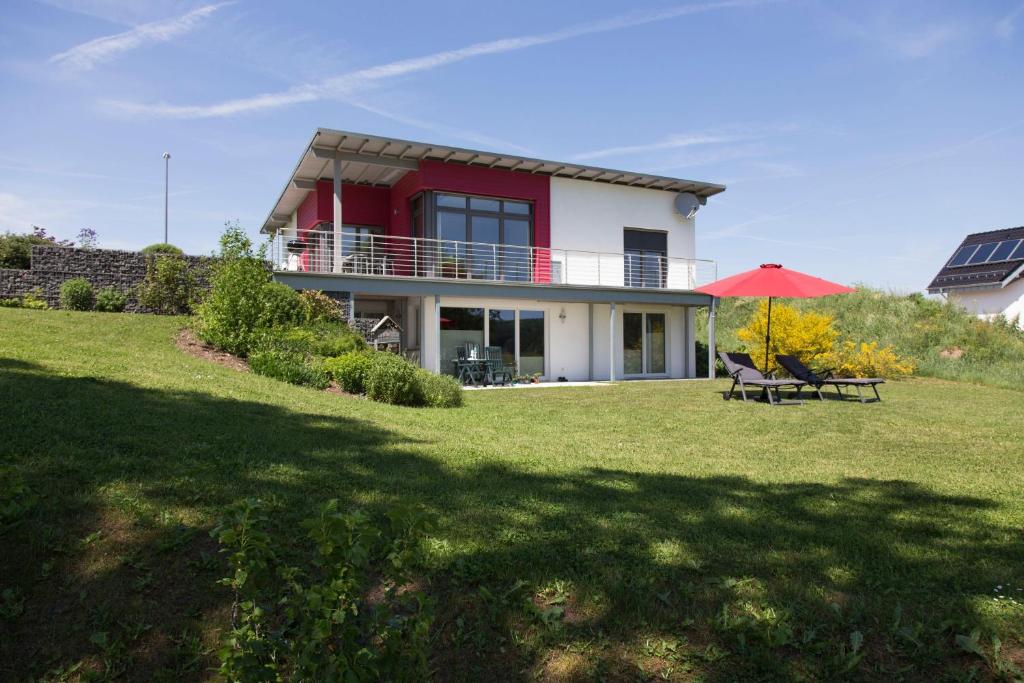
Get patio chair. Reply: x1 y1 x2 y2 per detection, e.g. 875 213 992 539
454 346 482 386
718 352 807 406
775 354 884 403
484 346 516 386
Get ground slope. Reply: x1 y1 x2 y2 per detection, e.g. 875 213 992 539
1 308 1022 681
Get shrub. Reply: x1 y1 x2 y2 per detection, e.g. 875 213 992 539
59 278 94 311
738 300 838 372
415 369 464 408
324 351 373 394
822 341 915 379
254 321 367 358
94 287 128 313
0 227 72 269
365 352 420 405
212 499 433 681
0 298 19 308
249 348 330 389
195 223 308 355
140 242 184 255
299 289 346 323
137 254 200 314
21 290 48 310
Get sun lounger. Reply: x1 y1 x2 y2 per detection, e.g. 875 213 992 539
718 352 806 406
775 354 884 403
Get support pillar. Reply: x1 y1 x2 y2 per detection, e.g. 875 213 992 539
609 302 616 381
332 157 343 273
434 294 441 374
708 297 717 379
587 303 594 381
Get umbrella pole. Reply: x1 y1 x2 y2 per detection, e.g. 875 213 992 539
764 296 772 374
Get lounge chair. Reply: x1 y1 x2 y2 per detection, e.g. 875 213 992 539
718 352 807 406
775 354 884 403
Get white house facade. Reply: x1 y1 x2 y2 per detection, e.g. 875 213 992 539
927 227 1024 329
261 128 726 381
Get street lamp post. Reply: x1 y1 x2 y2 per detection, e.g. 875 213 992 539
162 152 171 244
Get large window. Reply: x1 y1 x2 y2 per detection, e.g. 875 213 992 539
624 229 667 288
308 223 383 273
623 311 666 376
433 193 533 281
440 306 545 377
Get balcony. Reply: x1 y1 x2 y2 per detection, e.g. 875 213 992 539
271 231 716 292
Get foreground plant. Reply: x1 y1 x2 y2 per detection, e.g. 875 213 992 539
212 499 434 681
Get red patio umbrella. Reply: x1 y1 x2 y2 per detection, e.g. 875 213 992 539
695 264 854 372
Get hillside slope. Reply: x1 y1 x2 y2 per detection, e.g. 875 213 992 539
697 288 1024 388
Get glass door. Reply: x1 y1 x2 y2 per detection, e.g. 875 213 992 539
623 311 667 376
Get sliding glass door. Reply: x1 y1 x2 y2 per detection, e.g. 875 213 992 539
440 306 545 378
623 311 666 376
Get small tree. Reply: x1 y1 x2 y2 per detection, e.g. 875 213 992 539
76 228 98 250
59 278 94 311
140 243 183 255
737 300 837 372
136 254 200 314
0 226 72 269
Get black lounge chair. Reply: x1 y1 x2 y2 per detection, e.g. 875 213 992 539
775 354 884 403
718 352 807 406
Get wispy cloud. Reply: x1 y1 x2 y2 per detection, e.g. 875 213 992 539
345 100 538 156
49 3 227 72
103 0 779 118
572 133 740 162
889 23 962 59
995 2 1024 39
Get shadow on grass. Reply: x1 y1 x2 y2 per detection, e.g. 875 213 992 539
1 358 1020 680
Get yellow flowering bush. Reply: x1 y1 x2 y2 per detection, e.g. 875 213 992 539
822 341 915 379
737 300 838 372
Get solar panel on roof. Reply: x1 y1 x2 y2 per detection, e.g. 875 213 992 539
966 242 998 264
1010 240 1024 261
988 239 1021 262
947 245 978 267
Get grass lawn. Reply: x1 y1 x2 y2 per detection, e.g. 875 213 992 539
1 308 1023 681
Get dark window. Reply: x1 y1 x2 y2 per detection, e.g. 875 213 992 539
432 192 534 280
624 229 667 288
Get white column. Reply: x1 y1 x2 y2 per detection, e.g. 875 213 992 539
685 306 696 378
609 302 616 381
332 156 343 273
708 298 717 379
587 303 594 381
434 294 441 374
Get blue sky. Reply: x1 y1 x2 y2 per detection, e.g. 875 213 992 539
1 0 1022 291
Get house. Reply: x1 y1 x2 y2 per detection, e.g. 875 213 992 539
261 128 725 381
927 227 1024 328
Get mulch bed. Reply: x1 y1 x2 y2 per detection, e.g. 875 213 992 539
175 328 250 373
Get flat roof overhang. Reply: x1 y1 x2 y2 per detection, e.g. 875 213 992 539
274 272 714 306
261 128 727 233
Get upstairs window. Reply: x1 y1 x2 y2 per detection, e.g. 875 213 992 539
430 192 534 281
624 229 667 288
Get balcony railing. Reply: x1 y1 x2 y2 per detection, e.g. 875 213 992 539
271 230 716 291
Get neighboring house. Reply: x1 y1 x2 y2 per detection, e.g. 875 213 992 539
261 128 725 381
927 227 1024 329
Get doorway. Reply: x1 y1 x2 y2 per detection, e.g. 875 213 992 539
623 311 667 376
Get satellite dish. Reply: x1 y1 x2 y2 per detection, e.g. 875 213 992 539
674 192 701 219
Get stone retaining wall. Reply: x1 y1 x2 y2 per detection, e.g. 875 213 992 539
0 246 211 312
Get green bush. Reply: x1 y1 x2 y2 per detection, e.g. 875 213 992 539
212 499 433 681
364 352 420 405
0 298 20 308
324 351 373 394
195 223 308 356
20 290 48 310
94 287 128 313
140 242 184 255
249 348 330 389
136 254 200 314
0 227 71 269
59 278 94 311
260 321 366 357
415 369 464 408
298 289 347 323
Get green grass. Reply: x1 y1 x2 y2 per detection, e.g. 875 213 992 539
695 287 1024 389
2 308 1023 681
